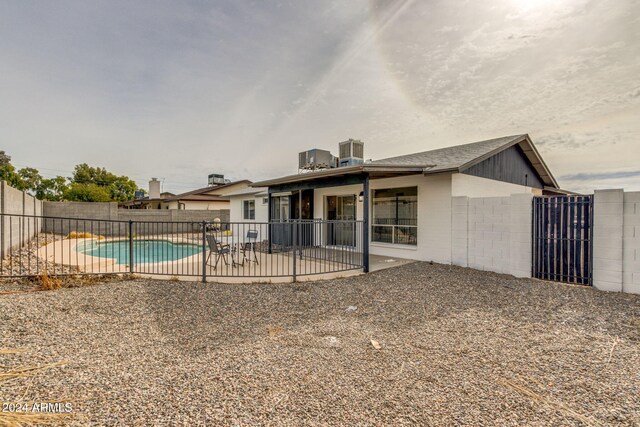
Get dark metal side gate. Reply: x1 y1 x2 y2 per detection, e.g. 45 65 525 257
532 195 593 285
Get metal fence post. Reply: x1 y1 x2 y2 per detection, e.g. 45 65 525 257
0 181 4 262
202 220 207 283
292 220 297 283
128 220 134 274
362 174 370 273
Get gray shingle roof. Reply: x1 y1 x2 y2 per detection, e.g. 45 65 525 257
165 180 252 201
251 134 558 189
225 187 268 197
369 135 526 172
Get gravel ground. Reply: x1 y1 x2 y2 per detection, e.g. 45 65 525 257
1 262 639 426
1 233 80 278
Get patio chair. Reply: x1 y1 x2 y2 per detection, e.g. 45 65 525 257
240 229 259 265
210 218 221 232
206 235 235 270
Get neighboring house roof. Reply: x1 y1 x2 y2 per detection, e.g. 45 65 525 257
171 195 230 202
542 186 582 196
253 134 558 188
225 187 268 197
163 180 252 201
120 181 251 207
119 197 164 207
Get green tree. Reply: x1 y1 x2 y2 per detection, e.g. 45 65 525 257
0 153 141 202
70 164 140 202
63 182 112 202
0 164 25 190
0 151 24 189
0 151 11 166
36 176 69 201
18 167 43 193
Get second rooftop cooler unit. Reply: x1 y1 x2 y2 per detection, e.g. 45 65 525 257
338 139 364 167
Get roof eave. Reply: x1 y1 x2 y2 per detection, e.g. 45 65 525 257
170 180 253 200
521 135 559 188
251 165 427 188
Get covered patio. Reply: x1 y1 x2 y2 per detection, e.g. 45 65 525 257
254 164 429 273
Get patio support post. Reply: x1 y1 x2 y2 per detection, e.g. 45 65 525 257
363 174 370 273
267 193 272 254
298 190 303 258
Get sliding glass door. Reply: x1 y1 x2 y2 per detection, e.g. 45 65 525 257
326 195 356 247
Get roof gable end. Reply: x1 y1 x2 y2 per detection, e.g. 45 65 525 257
457 134 558 188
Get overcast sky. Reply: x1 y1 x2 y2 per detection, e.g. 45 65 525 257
1 0 639 194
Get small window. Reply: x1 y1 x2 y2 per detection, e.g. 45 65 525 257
243 200 255 220
262 197 269 205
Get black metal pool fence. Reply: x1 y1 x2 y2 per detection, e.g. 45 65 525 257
0 213 365 282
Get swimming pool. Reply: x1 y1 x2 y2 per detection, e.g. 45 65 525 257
76 240 202 264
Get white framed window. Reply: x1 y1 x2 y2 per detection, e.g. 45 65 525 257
243 200 255 220
372 186 417 245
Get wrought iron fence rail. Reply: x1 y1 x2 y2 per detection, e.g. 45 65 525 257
0 213 365 281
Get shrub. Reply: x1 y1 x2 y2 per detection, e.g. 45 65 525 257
38 273 63 291
66 231 105 240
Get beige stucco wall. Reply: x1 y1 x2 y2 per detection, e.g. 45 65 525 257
312 173 453 264
229 195 268 223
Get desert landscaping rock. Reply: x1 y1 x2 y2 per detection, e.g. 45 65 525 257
1 262 639 426
1 233 80 278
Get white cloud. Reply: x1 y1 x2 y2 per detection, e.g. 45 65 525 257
0 0 639 193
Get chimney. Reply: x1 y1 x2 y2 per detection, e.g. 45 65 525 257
149 178 161 199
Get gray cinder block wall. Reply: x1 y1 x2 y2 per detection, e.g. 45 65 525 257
509 193 534 278
451 196 469 267
1 181 44 257
42 201 230 236
623 191 640 294
451 193 532 278
593 189 640 294
452 190 639 294
593 189 624 292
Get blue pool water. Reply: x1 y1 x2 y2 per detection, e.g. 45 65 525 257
76 240 202 264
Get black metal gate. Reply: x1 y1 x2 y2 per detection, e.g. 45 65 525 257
532 195 593 285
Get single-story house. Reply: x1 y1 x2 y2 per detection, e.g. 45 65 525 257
121 180 252 210
162 180 251 210
226 186 269 222
119 192 176 209
233 134 560 267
